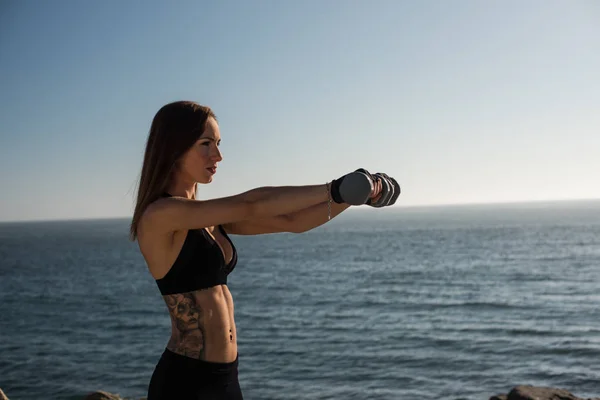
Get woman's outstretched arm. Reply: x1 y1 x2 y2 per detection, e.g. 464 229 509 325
142 183 331 234
223 200 351 235
223 178 382 235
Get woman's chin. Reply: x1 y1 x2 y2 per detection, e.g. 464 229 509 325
197 177 212 185
198 169 216 184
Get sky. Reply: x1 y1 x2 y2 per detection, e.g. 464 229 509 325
0 0 599 222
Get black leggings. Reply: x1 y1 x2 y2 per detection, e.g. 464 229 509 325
148 349 243 400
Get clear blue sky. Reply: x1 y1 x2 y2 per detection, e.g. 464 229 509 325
1 0 598 222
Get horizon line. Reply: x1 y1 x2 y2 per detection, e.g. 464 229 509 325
1 197 599 224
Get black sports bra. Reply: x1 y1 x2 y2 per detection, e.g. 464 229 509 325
155 193 238 295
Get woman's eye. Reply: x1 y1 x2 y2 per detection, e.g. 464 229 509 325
201 142 210 146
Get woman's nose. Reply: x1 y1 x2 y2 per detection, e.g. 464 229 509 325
212 145 223 161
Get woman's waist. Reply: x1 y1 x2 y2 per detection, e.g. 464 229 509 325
169 322 236 343
158 347 239 380
167 325 237 363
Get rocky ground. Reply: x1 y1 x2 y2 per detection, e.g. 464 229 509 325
1 385 599 399
490 385 600 400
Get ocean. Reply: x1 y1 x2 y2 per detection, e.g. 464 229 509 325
1 200 599 400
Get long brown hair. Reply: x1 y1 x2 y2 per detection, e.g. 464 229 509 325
129 101 217 241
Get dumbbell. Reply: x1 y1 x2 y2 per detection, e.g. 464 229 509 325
331 169 400 206
330 169 374 205
370 172 400 207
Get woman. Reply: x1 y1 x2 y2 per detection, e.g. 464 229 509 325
130 101 388 399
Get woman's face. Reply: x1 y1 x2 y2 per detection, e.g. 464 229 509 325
178 116 223 184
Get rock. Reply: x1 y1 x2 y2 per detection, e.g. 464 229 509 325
83 391 146 400
489 385 600 400
84 392 124 400
0 388 145 400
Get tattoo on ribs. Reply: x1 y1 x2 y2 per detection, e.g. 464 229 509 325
164 293 205 359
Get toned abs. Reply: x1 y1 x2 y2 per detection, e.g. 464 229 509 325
164 285 237 362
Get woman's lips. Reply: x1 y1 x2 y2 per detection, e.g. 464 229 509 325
207 167 216 174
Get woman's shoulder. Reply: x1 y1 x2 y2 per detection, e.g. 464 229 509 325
137 197 175 238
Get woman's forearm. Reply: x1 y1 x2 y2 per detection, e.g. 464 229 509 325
286 200 351 233
244 184 332 218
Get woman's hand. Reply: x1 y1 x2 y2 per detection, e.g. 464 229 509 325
369 176 383 203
